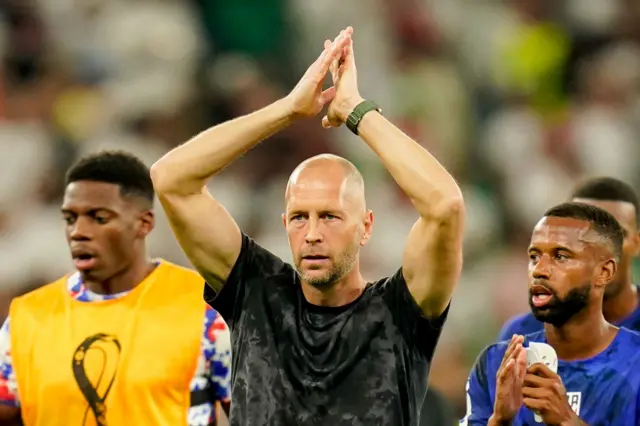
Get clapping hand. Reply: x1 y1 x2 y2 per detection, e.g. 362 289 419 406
322 27 365 129
285 28 352 119
491 335 527 424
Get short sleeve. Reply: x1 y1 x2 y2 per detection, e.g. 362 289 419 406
459 347 494 426
380 268 450 358
0 317 19 407
203 233 287 329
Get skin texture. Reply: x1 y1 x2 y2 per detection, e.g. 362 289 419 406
526 216 615 327
61 181 155 295
283 154 372 306
572 198 640 322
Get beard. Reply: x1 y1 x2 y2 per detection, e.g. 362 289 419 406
529 283 591 326
295 240 359 288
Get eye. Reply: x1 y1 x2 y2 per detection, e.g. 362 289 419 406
529 254 539 262
325 214 337 220
290 215 304 221
555 253 569 261
63 215 75 225
95 216 109 224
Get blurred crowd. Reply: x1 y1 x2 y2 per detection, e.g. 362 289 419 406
1 0 640 417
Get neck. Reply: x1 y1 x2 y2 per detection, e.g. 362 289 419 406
83 252 156 295
602 278 637 324
544 305 618 361
301 265 367 307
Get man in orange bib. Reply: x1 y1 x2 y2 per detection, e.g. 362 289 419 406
0 151 231 426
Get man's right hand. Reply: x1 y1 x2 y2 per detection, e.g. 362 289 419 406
492 335 527 423
285 28 352 119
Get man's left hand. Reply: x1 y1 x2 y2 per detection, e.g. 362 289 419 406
522 364 582 425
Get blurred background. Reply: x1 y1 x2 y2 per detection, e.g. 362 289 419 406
1 0 640 419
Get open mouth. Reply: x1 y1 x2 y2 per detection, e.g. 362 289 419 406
530 285 553 308
71 250 98 271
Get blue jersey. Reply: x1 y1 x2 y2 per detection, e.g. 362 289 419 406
498 289 640 340
460 328 640 425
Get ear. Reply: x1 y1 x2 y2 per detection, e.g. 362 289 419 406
631 231 640 257
359 210 374 247
596 258 617 289
138 210 155 238
282 213 287 229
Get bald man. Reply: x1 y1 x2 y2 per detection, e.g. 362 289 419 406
152 27 464 426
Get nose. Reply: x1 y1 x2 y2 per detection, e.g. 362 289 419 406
304 217 324 244
69 217 92 241
532 255 551 280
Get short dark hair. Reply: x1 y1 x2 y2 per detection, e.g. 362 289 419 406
543 202 624 261
571 177 639 221
65 151 154 204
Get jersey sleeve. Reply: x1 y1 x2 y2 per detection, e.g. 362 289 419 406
0 317 19 407
202 307 232 402
203 233 287 328
380 268 450 358
459 346 494 426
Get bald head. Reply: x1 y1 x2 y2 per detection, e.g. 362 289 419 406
285 154 366 213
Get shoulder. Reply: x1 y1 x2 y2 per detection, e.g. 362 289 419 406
469 341 506 389
620 303 640 332
9 276 68 327
499 312 542 338
505 312 541 331
233 233 292 278
616 327 640 354
157 260 203 283
369 268 413 299
12 276 67 307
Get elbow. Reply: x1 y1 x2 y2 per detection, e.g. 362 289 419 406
150 159 198 197
149 160 173 196
425 194 465 224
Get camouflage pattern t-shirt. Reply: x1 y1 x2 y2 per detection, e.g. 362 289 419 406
204 233 449 426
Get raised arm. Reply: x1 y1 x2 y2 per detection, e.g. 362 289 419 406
324 34 464 318
151 29 352 290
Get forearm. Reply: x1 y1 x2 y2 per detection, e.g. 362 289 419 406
357 110 463 217
152 98 295 195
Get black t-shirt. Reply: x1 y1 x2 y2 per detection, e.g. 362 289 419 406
419 388 455 426
204 234 449 426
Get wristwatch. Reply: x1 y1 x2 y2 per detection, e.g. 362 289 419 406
346 100 381 135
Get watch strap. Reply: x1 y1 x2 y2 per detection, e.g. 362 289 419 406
346 100 381 135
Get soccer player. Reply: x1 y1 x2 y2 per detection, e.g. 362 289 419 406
0 152 231 426
152 27 465 425
461 202 640 425
498 177 640 340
